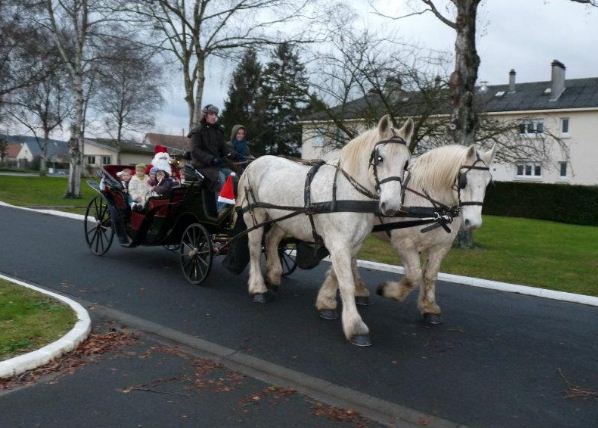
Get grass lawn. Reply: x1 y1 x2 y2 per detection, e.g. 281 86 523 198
0 279 76 361
359 215 598 297
0 175 96 215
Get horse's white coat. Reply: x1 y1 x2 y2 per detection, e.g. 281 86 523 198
338 144 497 317
237 116 413 342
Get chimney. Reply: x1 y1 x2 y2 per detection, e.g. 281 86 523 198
509 69 516 92
550 60 566 101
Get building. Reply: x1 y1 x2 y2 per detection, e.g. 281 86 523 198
0 135 69 170
143 133 189 155
301 60 598 186
82 138 154 173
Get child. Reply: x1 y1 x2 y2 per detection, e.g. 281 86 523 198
148 167 158 187
129 163 151 210
151 169 175 196
116 168 132 194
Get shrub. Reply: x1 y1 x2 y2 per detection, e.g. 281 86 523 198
484 181 598 226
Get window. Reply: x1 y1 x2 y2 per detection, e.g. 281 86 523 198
560 117 570 135
518 119 544 136
102 155 111 165
87 155 96 165
559 161 568 177
516 162 542 178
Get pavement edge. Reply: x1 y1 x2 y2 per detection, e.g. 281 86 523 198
0 273 91 379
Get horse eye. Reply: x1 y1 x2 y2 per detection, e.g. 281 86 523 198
376 155 383 164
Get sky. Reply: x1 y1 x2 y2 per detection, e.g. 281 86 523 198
152 0 598 137
10 0 595 140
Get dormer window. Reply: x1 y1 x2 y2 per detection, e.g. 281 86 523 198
495 90 505 97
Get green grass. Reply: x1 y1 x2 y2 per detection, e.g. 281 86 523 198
359 215 598 297
0 175 96 214
0 280 77 360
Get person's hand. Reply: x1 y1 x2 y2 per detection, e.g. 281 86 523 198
211 157 223 166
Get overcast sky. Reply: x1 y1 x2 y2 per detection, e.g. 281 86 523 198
143 0 598 137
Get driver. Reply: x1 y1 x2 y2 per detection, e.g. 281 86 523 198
187 104 234 194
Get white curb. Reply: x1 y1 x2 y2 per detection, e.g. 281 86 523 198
0 274 91 379
1 200 597 308
355 259 598 307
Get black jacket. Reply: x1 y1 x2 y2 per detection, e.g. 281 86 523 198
188 123 231 190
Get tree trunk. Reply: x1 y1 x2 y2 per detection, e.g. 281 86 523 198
65 72 84 199
39 129 50 176
448 0 481 248
191 53 206 127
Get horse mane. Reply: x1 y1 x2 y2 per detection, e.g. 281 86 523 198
408 145 472 192
338 127 379 173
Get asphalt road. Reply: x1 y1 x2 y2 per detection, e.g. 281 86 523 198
1 205 597 427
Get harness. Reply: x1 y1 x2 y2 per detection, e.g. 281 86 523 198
235 136 454 245
376 153 492 235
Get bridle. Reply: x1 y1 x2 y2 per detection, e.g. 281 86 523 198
454 153 491 207
369 135 409 193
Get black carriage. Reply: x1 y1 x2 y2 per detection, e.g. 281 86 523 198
84 164 297 285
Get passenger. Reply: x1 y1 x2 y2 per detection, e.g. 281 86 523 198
147 167 158 187
230 124 251 162
129 163 151 211
116 168 132 194
151 169 175 197
188 104 233 195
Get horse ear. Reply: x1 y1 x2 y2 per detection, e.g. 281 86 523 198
482 144 497 164
377 114 393 137
466 144 476 161
399 118 414 142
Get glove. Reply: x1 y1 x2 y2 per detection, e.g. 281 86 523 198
211 157 223 166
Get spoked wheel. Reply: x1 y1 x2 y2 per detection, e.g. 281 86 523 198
279 240 297 277
84 196 114 256
180 223 213 285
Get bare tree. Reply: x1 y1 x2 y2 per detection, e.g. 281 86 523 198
6 59 71 175
40 0 115 198
0 2 57 101
121 0 313 129
94 38 164 144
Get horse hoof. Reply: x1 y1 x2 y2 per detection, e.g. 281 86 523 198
319 309 338 320
252 292 272 304
267 284 279 294
355 296 370 306
376 283 385 296
349 334 372 347
422 313 442 325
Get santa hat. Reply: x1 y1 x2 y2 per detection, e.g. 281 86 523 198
154 144 168 154
218 173 236 205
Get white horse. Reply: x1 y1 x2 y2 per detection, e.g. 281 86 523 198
237 115 414 346
316 144 497 326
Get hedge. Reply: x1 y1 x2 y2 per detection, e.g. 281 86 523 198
483 181 598 226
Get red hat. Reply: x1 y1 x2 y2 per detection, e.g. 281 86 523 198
218 173 236 205
154 144 168 154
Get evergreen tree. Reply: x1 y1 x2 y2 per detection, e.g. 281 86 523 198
258 43 309 156
220 49 264 151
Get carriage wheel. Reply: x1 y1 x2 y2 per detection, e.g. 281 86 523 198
180 223 213 285
279 240 297 277
84 196 114 256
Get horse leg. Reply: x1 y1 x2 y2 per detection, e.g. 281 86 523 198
377 246 422 303
316 267 339 320
328 244 371 346
418 245 450 325
264 225 286 289
352 257 370 306
244 211 269 303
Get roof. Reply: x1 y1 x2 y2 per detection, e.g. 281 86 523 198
303 77 598 122
143 133 189 154
6 143 22 158
0 134 69 160
86 138 154 155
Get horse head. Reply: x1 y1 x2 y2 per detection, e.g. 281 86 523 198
458 144 497 230
373 115 413 216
